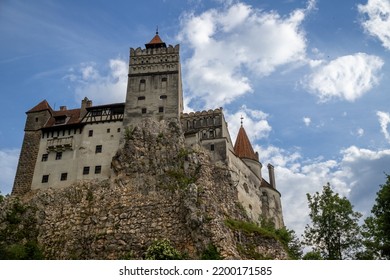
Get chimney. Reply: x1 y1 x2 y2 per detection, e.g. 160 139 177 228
267 163 276 189
59 106 67 111
81 97 92 118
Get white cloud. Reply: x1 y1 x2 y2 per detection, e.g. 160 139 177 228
0 148 19 195
303 53 384 102
359 0 390 50
377 111 390 143
255 144 390 238
303 117 311 126
357 128 365 137
225 105 271 144
178 1 312 108
66 59 127 105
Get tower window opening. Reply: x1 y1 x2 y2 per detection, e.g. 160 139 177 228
141 108 147 114
159 106 164 113
138 96 145 100
95 165 102 174
55 152 62 160
160 95 167 99
83 166 90 175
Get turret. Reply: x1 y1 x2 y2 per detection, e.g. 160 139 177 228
123 32 183 128
233 124 262 179
12 100 53 196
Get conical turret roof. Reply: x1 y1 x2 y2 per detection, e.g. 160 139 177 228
234 125 258 161
145 31 167 49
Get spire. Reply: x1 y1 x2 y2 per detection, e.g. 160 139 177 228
234 125 259 161
145 29 167 49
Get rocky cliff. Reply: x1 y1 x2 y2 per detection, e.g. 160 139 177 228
0 119 288 259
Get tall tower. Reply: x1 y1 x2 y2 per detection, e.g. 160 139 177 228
123 32 183 127
12 100 52 196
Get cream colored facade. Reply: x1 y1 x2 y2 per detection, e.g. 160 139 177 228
13 33 284 229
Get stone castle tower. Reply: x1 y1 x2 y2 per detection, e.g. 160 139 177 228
123 32 183 127
11 33 284 229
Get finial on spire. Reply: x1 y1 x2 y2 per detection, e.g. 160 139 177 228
240 115 244 126
156 26 159 35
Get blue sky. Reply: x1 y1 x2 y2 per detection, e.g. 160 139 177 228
1 0 390 240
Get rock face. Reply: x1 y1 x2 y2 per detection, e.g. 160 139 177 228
1 119 288 259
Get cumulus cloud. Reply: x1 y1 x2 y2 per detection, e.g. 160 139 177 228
377 111 390 143
178 1 312 108
359 0 390 50
303 53 384 102
303 117 311 126
255 144 390 238
0 148 20 195
65 59 127 105
225 105 272 144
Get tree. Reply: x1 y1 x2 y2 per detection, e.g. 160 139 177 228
360 174 390 259
303 183 362 259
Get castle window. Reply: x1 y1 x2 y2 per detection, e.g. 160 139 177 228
117 128 121 133
138 96 145 100
41 154 48 162
141 108 147 114
139 79 146 91
209 130 214 138
55 152 62 160
210 144 215 151
42 175 49 183
55 116 66 125
160 95 167 100
88 130 93 137
95 165 102 174
60 173 68 181
159 106 164 113
95 145 102 153
83 166 90 175
35 117 39 122
107 128 110 133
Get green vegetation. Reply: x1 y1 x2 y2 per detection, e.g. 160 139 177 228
201 244 222 260
145 239 183 260
0 198 43 259
303 183 362 260
225 218 302 259
359 174 390 259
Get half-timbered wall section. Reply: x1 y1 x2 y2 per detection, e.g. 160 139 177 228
29 102 124 190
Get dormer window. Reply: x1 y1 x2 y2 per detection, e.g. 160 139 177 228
54 116 66 125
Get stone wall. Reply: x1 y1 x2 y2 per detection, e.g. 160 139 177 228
3 118 288 259
12 131 41 196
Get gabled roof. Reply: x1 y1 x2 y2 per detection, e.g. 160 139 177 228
145 32 167 49
234 125 259 161
26 100 53 114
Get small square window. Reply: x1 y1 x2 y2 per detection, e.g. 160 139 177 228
107 128 110 133
159 107 164 113
138 96 145 100
210 144 215 151
95 145 102 153
117 128 121 133
41 154 48 162
141 108 147 114
160 95 167 100
88 130 93 137
60 173 68 181
83 166 90 175
95 165 102 174
42 175 49 183
55 152 62 160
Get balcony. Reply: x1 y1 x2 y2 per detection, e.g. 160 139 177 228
47 136 73 152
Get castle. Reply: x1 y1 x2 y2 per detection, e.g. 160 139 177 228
12 33 284 229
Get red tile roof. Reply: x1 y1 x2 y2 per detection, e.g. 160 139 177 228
234 125 258 161
145 32 167 49
44 108 81 127
26 100 53 113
